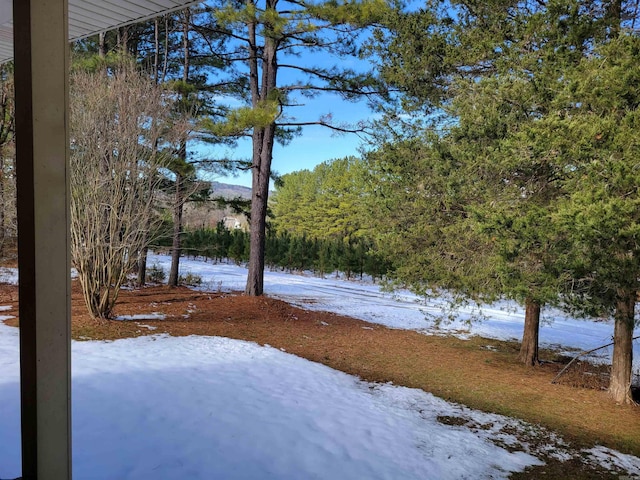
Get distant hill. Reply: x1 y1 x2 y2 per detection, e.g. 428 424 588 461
210 181 252 200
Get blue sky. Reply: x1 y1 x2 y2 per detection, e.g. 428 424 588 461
199 93 375 188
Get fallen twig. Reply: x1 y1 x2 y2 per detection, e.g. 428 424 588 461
551 335 640 384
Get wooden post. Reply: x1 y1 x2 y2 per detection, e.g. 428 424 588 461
13 0 72 478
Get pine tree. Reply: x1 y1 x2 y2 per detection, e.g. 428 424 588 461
203 0 393 295
541 34 640 404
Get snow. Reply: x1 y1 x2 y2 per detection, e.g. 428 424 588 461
9 254 630 365
0 255 639 478
586 446 640 477
136 323 158 331
0 267 17 285
0 322 544 479
114 313 166 321
148 254 639 368
2 321 638 479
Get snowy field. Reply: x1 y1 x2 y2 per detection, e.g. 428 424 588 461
149 254 639 368
0 255 639 478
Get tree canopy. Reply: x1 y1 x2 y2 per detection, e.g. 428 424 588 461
356 0 640 400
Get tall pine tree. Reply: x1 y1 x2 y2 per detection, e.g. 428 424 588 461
202 0 393 295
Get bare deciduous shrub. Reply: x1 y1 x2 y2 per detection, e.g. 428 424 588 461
70 59 174 319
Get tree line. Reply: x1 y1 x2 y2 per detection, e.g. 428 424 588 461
172 223 389 280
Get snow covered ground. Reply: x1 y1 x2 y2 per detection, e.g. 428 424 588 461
1 322 639 479
0 255 639 478
149 254 639 368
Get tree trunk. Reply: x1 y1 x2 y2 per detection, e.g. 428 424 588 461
245 126 273 295
168 172 184 287
98 32 106 58
117 26 129 54
245 2 278 296
168 12 191 288
137 245 148 287
181 10 190 82
606 0 622 37
153 18 160 84
609 290 636 404
161 15 169 84
518 298 541 365
0 156 5 254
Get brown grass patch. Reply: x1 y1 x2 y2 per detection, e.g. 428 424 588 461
1 281 639 475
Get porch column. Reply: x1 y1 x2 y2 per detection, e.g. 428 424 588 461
13 0 72 478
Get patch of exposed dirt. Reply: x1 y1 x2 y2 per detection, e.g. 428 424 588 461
436 415 469 427
1 281 640 478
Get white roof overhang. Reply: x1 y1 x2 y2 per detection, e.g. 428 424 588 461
0 0 204 63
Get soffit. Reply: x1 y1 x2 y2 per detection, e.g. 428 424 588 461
0 0 203 63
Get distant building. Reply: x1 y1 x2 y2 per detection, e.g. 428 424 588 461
223 216 243 230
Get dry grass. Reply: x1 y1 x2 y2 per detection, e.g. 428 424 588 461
1 282 639 478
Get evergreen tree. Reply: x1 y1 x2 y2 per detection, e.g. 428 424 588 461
366 135 497 297
537 34 640 404
203 0 393 295
73 8 236 287
166 7 232 286
272 156 372 243
367 0 628 366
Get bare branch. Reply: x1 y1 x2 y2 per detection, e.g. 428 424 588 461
278 119 369 137
70 61 173 319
